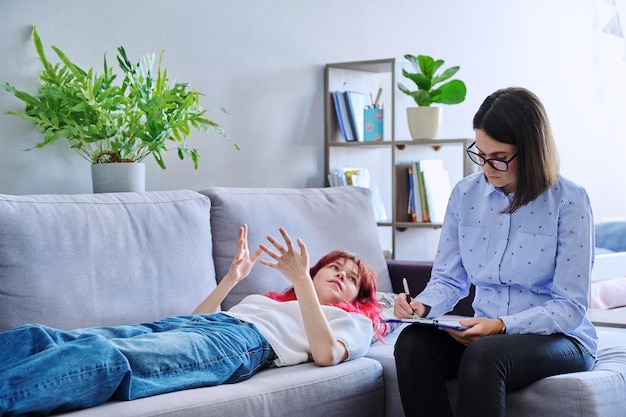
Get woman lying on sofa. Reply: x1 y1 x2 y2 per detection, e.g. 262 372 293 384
0 225 385 416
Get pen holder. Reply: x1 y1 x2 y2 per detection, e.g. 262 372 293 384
364 107 383 141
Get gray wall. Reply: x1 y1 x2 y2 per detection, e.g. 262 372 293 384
1 0 625 223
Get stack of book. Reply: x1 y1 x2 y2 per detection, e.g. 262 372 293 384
328 167 387 222
331 91 365 142
406 159 451 224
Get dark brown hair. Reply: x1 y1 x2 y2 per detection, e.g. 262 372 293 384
472 87 559 213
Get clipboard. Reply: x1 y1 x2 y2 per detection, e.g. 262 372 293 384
384 318 469 331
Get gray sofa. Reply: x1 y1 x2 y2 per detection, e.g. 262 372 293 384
1 187 625 417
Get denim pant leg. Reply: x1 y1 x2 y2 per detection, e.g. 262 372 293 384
108 314 274 400
0 315 273 415
67 315 202 339
456 334 596 417
0 324 131 416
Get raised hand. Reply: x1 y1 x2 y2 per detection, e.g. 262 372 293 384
225 224 263 285
192 224 262 314
259 227 310 284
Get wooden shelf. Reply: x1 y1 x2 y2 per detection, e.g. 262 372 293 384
324 58 472 260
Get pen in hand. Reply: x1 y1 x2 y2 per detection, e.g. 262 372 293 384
402 278 420 319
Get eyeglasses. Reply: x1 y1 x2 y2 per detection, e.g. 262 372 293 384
466 141 518 172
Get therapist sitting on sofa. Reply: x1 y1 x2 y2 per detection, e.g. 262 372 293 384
0 225 385 416
393 87 598 417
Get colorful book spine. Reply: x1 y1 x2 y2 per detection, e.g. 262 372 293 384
344 91 365 142
407 165 417 222
419 159 451 223
331 91 355 141
415 161 430 223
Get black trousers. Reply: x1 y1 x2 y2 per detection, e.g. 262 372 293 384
393 324 595 417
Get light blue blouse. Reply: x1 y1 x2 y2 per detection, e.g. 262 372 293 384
416 172 598 356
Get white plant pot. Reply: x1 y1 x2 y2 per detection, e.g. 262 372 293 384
407 107 442 140
91 162 145 193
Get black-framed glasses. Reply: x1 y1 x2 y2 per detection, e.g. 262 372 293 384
466 141 518 172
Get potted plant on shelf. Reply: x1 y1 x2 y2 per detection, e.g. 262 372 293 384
0 26 237 193
397 54 467 140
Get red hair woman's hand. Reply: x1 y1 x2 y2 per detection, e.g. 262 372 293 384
259 227 310 285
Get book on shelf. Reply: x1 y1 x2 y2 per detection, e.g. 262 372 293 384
407 164 418 222
344 91 365 142
404 159 451 224
331 91 355 141
394 163 412 223
415 160 430 223
419 159 451 223
328 167 387 222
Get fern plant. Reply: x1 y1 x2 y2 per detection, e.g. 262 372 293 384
0 26 236 169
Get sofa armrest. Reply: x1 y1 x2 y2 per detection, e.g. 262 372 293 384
386 259 433 294
386 259 475 317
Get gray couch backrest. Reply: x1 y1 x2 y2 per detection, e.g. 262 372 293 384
0 190 215 331
200 186 392 310
0 187 391 332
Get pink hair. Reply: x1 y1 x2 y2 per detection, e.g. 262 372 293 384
264 250 387 340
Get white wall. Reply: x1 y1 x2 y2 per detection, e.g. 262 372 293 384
1 0 625 224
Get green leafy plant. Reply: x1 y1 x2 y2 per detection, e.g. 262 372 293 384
0 26 237 169
397 54 467 107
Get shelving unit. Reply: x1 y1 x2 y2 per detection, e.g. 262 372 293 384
324 58 474 261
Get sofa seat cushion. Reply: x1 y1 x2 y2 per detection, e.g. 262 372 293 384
368 325 626 417
0 190 215 331
200 186 392 309
54 357 384 417
367 324 410 417
500 344 626 417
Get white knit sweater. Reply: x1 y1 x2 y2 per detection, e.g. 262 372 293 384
224 294 373 367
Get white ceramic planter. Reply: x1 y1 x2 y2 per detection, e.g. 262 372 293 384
91 162 145 193
406 107 442 140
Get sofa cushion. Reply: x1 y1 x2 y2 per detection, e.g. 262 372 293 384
368 326 626 417
503 344 626 417
0 190 215 331
54 358 384 417
595 221 626 253
590 276 626 309
366 324 409 417
200 186 393 309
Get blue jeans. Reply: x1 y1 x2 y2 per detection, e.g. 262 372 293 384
0 314 274 416
394 324 595 417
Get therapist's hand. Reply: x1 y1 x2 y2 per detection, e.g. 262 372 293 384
393 293 429 319
444 317 505 346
